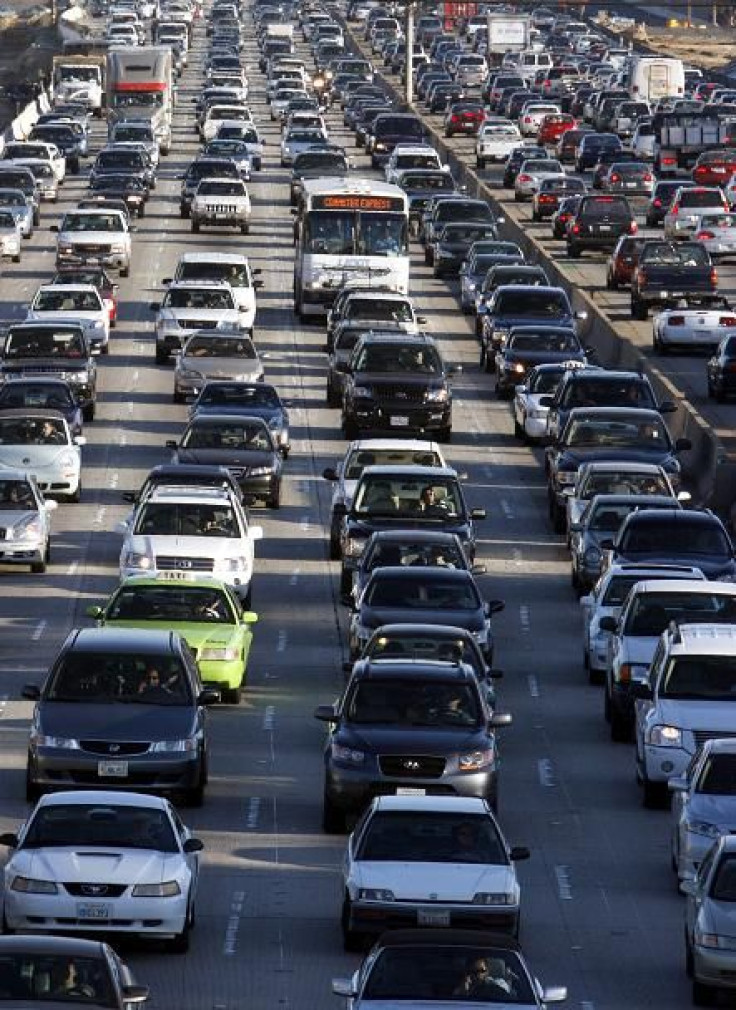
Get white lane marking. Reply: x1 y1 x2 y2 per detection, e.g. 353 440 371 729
519 605 531 632
31 620 46 642
107 472 119 489
222 890 245 956
277 631 287 652
500 499 514 520
246 796 261 830
66 561 78 577
289 568 300 586
512 548 522 567
118 432 127 447
93 506 106 527
555 865 573 900
538 758 555 788
263 705 275 731
299 515 311 531
528 675 540 698
0 694 7 718
580 1003 596 1010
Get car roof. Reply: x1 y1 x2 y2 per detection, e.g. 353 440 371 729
36 789 169 809
566 369 650 382
673 623 736 653
496 284 567 296
370 623 477 638
373 929 522 951
631 577 732 594
34 284 99 294
566 406 662 420
0 935 111 956
367 530 461 545
359 464 457 479
178 252 250 264
353 659 476 682
373 795 488 814
0 408 67 421
368 565 473 583
580 461 665 474
66 628 183 653
145 485 236 503
586 494 677 509
624 508 718 524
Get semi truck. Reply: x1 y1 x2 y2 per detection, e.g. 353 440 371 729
106 47 173 155
52 53 106 116
486 13 531 55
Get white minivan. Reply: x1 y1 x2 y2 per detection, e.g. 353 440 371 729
516 50 552 83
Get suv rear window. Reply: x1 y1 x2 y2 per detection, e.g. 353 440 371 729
496 290 569 317
678 190 725 208
579 197 632 220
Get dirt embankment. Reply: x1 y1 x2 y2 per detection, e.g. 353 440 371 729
0 4 59 129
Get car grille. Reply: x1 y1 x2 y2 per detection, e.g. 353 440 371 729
73 244 111 255
693 730 736 749
177 318 220 330
63 883 128 897
379 755 446 778
372 385 426 403
80 740 150 756
155 555 215 571
207 203 238 213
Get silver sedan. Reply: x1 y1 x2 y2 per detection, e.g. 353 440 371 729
514 157 566 202
280 127 329 166
692 211 736 260
173 329 264 402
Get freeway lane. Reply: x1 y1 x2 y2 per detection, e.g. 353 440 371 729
0 7 709 1009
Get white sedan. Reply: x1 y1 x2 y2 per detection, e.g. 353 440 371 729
652 300 736 353
340 795 528 951
26 283 110 354
0 410 84 502
519 102 561 137
1 791 202 951
512 362 579 441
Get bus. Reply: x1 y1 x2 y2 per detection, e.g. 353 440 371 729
293 178 410 319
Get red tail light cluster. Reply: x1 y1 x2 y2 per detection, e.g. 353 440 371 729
570 223 581 234
720 317 736 326
517 173 532 183
653 198 662 207
609 173 621 183
711 267 719 286
629 221 638 234
668 316 686 326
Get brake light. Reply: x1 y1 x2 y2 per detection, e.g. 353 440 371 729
517 173 532 183
571 223 580 234
720 317 736 326
543 80 551 87
697 230 715 240
636 269 647 285
711 267 719 286
524 115 532 123
671 205 679 215
629 220 638 234
539 194 555 203
653 198 662 208
619 663 633 683
609 173 620 183
662 156 677 166
668 316 686 326
643 173 653 183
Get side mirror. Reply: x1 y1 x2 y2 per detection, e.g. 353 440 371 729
510 845 530 861
448 364 462 375
183 837 205 853
677 490 692 503
120 987 149 1005
332 979 356 998
121 491 136 503
322 466 338 481
314 703 337 722
198 688 221 705
675 437 692 452
668 775 687 792
44 499 58 512
85 605 104 618
631 681 652 700
0 832 18 847
575 309 588 320
487 668 504 680
249 525 264 541
165 439 178 449
569 521 582 532
50 224 59 232
680 879 697 896
539 395 554 407
496 216 505 225
22 684 40 701
340 594 355 608
241 611 259 624
162 277 172 285
471 508 486 520
254 279 265 289
73 436 86 447
658 399 676 413
515 384 527 394
149 302 161 311
416 315 427 324
599 615 617 632
490 711 512 728
599 538 614 551
487 599 505 615
541 988 568 1005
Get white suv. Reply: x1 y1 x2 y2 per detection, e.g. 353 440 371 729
634 621 736 807
117 485 262 606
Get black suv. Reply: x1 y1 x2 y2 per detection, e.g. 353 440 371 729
566 194 636 257
341 334 457 442
601 509 736 581
22 628 219 805
339 463 486 594
315 660 511 831
0 322 97 422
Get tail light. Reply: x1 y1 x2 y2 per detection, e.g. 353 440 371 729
540 194 554 203
662 156 677 166
643 173 653 183
726 361 736 373
653 198 662 208
452 114 460 122
697 230 715 240
671 204 679 215
668 316 686 326
711 267 719 287
543 79 551 87
629 220 638 234
720 317 736 326
571 223 580 234
517 173 532 183
524 115 532 123
636 268 647 285
609 173 620 183
619 663 633 683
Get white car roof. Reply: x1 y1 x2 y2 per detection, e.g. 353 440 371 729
167 279 234 290
145 486 236 504
178 252 250 265
372 795 488 814
392 145 440 157
633 577 733 595
673 623 736 654
36 790 169 809
347 438 443 453
34 284 99 295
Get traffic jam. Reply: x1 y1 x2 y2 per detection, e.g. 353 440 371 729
1 0 736 1006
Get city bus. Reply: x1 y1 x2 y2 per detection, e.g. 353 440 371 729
293 178 410 319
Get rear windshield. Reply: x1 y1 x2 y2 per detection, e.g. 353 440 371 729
640 243 709 267
622 522 730 555
496 291 569 317
581 197 631 219
679 190 725 208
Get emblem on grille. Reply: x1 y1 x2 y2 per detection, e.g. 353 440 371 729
403 759 420 771
176 560 192 569
81 884 108 896
108 743 120 753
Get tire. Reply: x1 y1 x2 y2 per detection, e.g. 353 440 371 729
424 247 432 265
531 210 539 222
610 701 630 742
341 896 364 952
631 300 648 321
30 557 46 574
550 498 565 534
180 205 189 219
173 390 186 404
693 980 717 1007
138 205 145 218
222 686 241 705
437 426 452 444
269 486 281 509
567 244 581 259
607 275 618 290
100 343 109 355
686 937 694 978
25 764 40 804
342 418 359 441
12 253 20 263
2 908 14 934
191 220 200 233
68 482 81 504
329 535 341 561
476 157 485 170
642 775 667 809
241 222 250 235
82 402 95 423
169 914 191 954
120 265 129 278
322 791 346 833
326 382 340 408
155 348 169 365
514 417 525 439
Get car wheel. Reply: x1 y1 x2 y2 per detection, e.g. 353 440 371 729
476 157 485 170
513 416 525 439
632 300 648 321
341 896 364 952
567 244 581 259
173 390 186 404
191 220 200 233
82 402 95 423
693 980 717 1007
25 763 40 804
138 205 145 218
120 265 129 278
180 205 189 219
424 247 432 265
68 482 81 504
12 252 20 263
685 935 694 978
531 210 539 222
240 222 250 235
31 556 46 574
270 485 281 509
642 774 667 809
326 382 340 408
1 907 14 934
322 790 346 833
607 275 618 290
609 699 630 741
155 348 169 365
185 756 206 808
329 534 341 561
437 426 452 444
222 686 241 705
33 209 40 226
169 914 192 954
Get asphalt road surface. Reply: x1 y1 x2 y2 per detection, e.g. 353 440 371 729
0 9 707 1010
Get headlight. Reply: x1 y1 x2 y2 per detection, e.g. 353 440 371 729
31 734 80 749
426 387 448 402
358 888 394 901
528 408 547 419
91 319 104 329
248 466 275 476
695 931 736 952
458 748 494 771
11 876 58 894
199 645 239 661
222 555 248 571
351 385 372 399
556 470 577 486
685 819 722 839
267 415 283 430
124 551 153 570
331 742 365 764
344 537 366 558
179 367 204 380
59 243 73 254
58 451 77 470
132 880 181 897
492 329 508 344
645 724 682 747
110 242 126 254
150 737 199 752
472 892 514 905
11 517 42 541
466 281 476 290
505 361 525 374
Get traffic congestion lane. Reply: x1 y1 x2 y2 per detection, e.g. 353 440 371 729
0 11 706 1010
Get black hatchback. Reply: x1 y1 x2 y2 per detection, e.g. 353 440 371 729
22 628 219 806
566 194 636 257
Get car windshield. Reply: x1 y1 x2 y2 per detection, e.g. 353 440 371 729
696 753 736 794
62 214 124 233
367 574 479 610
366 540 465 571
182 419 271 450
354 345 441 373
34 290 101 312
164 289 235 310
5 327 86 358
197 383 279 408
496 291 569 317
348 679 480 726
354 478 462 517
508 331 579 352
295 153 346 172
661 655 736 700
710 855 736 901
0 479 35 509
528 369 564 395
346 299 413 322
440 225 495 244
357 811 506 863
22 803 178 851
134 502 240 537
565 418 668 448
344 449 441 479
197 180 246 197
305 211 407 257
0 384 73 413
563 379 654 408
582 471 668 496
0 953 115 1005
623 591 736 634
47 652 191 705
601 574 648 607
362 947 535 1003
396 155 439 170
108 584 236 623
641 243 709 267
184 336 255 358
623 522 730 556
0 190 26 207
437 202 492 224
0 416 66 445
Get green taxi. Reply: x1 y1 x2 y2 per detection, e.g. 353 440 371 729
86 574 257 703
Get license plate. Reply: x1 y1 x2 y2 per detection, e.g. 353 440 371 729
158 569 196 581
626 181 638 188
417 908 450 926
77 903 110 920
696 330 713 338
98 760 128 777
598 225 611 232
390 416 409 426
396 786 425 795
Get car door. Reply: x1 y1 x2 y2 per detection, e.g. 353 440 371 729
635 640 664 766
170 802 200 893
686 844 717 939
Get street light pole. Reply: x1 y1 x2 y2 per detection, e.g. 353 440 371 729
405 0 414 106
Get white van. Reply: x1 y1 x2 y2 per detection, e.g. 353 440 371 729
516 50 553 83
628 56 685 104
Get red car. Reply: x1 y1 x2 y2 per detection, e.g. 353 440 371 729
537 113 576 147
444 101 485 137
605 235 647 289
692 150 736 187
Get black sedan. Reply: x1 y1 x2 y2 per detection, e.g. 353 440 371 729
88 173 150 217
189 382 291 457
707 334 736 401
429 222 500 277
0 378 83 436
493 325 586 398
168 412 283 508
545 406 691 531
0 935 148 1008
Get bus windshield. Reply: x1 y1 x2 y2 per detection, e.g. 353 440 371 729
305 212 407 257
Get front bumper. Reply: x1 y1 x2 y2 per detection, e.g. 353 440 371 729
28 747 202 794
346 402 451 434
191 206 250 227
643 744 689 784
693 945 736 991
348 899 518 938
326 763 497 812
56 250 129 271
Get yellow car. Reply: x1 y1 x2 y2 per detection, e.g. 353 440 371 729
86 574 257 703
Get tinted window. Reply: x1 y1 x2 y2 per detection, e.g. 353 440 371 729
348 679 480 726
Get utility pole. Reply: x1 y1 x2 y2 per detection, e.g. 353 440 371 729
405 0 414 107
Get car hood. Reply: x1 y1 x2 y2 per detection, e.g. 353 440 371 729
656 700 736 728
0 506 43 525
59 230 127 243
615 551 727 578
12 847 183 885
702 900 736 938
179 357 262 380
339 725 489 753
687 793 736 828
353 862 515 901
38 701 197 738
558 446 675 468
175 447 273 467
27 311 101 327
352 1000 530 1010
102 619 240 650
163 308 240 325
1 357 89 375
360 605 484 632
620 636 658 666
0 445 75 468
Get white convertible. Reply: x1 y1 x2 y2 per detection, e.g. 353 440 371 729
653 300 736 352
